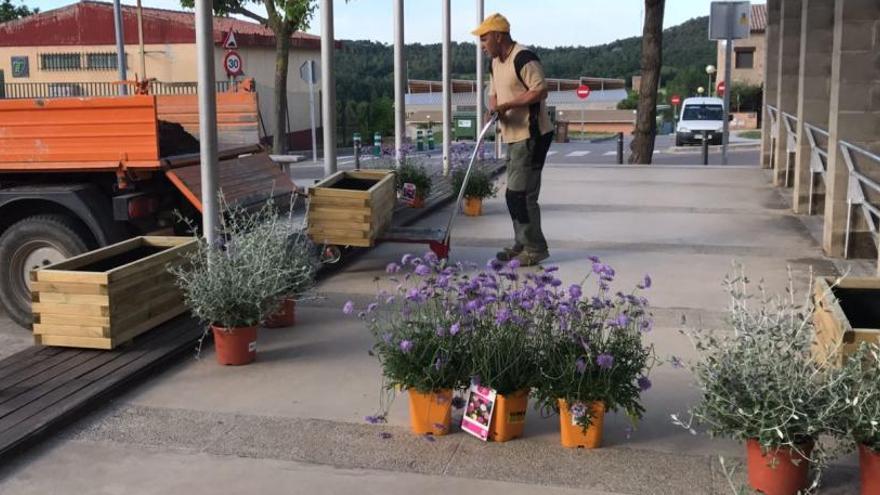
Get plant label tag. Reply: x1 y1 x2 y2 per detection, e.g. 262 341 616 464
461 384 496 441
248 341 256 352
401 182 417 204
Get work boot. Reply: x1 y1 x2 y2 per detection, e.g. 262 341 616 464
495 245 523 261
512 250 550 267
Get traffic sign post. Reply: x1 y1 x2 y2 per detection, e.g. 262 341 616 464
671 94 681 119
223 51 243 77
716 81 726 96
299 60 320 163
709 1 750 165
373 132 382 157
576 84 591 136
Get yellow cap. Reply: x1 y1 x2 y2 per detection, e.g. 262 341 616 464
471 13 510 36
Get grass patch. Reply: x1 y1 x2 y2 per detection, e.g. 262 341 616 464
737 130 762 140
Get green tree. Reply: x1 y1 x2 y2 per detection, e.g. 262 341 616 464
0 0 38 22
617 90 639 110
180 0 316 155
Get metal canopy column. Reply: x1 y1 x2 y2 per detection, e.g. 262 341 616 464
195 0 219 243
394 0 405 166
442 0 452 175
321 0 337 177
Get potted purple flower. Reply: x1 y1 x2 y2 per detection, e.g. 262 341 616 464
347 253 472 436
530 257 656 448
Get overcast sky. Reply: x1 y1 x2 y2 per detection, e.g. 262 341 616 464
25 0 765 48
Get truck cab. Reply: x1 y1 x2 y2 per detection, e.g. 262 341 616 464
675 97 726 146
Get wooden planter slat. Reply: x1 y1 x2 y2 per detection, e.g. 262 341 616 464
307 169 396 248
813 276 880 366
31 236 195 350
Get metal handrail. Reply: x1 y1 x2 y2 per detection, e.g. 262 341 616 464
803 122 830 215
781 111 799 186
840 139 880 260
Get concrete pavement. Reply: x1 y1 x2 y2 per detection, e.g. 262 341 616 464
0 162 861 494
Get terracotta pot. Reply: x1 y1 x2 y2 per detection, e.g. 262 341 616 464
410 194 426 208
746 438 813 495
264 298 296 328
489 389 529 442
211 325 257 366
860 443 880 495
558 399 605 448
408 389 453 436
462 196 483 216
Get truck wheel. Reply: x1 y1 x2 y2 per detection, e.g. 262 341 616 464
0 215 93 329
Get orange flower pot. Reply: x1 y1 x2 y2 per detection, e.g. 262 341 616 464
860 444 880 495
211 325 257 366
558 399 605 448
746 438 813 495
489 389 529 442
410 194 426 208
462 197 483 216
408 389 453 436
264 298 296 328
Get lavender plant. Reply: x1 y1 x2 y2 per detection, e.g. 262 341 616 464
169 197 307 329
530 257 656 431
673 266 849 491
839 342 880 452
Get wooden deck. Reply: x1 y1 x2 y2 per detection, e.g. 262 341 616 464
0 315 202 459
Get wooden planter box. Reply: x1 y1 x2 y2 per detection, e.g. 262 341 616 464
307 169 396 248
30 236 196 350
813 276 880 366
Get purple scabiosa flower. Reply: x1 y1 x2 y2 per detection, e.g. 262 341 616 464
550 278 562 287
343 301 354 315
465 299 481 313
544 265 560 273
424 251 439 264
487 259 503 271
414 264 431 277
615 314 630 328
670 356 685 369
640 319 654 333
449 322 461 336
399 340 414 353
382 332 392 344
406 288 421 301
638 274 652 290
596 353 615 370
401 254 414 265
366 303 378 314
520 300 534 310
569 284 583 300
365 414 387 424
495 307 512 325
575 357 587 374
507 258 521 270
435 325 446 337
558 303 572 315
451 396 466 409
587 255 600 263
386 262 401 274
638 376 652 391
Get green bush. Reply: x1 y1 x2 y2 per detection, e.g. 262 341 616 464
451 166 497 200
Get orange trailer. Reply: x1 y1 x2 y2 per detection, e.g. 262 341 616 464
0 87 295 328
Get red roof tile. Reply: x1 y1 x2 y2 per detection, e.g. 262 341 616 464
0 1 325 48
750 4 767 32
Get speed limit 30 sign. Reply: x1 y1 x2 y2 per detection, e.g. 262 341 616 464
224 51 243 77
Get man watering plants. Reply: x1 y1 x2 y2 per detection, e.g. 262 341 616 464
474 13 554 266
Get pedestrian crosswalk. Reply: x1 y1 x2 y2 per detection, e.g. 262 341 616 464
566 151 591 157
603 151 617 156
546 151 558 157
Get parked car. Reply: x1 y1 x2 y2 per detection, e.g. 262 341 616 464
675 97 730 146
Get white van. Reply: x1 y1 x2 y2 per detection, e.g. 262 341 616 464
675 97 726 146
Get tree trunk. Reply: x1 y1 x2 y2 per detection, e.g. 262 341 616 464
272 25 292 155
629 0 665 164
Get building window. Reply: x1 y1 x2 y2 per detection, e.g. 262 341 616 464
47 83 83 97
735 48 755 69
86 52 119 71
40 53 82 71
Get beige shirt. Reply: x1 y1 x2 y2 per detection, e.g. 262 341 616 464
488 43 552 144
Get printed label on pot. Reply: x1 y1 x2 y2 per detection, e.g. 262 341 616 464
507 411 527 424
402 182 417 203
569 402 588 426
248 341 256 352
461 384 496 441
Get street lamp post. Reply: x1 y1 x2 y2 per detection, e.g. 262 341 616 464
705 65 716 97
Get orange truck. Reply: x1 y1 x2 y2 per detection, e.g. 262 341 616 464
0 86 295 328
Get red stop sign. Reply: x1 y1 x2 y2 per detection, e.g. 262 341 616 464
716 81 726 96
671 95 681 106
576 84 591 100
